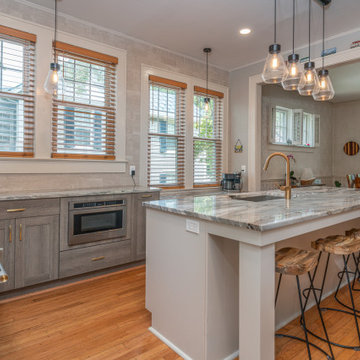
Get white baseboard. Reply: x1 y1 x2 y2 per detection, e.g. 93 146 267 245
223 350 240 360
149 327 239 360
149 327 192 360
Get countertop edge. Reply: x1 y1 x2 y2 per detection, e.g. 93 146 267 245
0 187 161 201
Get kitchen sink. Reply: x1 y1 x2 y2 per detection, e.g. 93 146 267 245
230 195 283 202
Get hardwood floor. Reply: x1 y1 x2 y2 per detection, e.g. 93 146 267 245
0 265 360 359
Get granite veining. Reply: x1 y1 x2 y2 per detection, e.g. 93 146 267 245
0 186 160 201
144 187 360 232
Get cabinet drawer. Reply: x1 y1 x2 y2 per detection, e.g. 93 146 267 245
0 199 60 219
59 240 131 278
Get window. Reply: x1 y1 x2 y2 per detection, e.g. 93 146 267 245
147 75 186 188
270 106 320 148
52 41 118 160
0 25 36 157
193 86 223 186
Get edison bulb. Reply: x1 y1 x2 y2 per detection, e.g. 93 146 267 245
204 97 210 112
44 62 65 96
282 54 301 91
290 63 298 76
272 56 279 69
313 69 335 101
262 44 286 84
298 62 317 96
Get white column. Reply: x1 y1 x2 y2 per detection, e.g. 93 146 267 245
239 242 275 360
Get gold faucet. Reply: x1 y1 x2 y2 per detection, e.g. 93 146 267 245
263 152 291 200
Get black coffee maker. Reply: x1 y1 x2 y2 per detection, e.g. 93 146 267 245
221 172 242 191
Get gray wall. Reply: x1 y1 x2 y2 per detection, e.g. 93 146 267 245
229 29 360 191
333 99 360 186
0 0 229 191
261 84 333 189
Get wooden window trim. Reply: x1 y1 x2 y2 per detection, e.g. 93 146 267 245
0 25 36 43
149 75 187 89
193 183 220 188
51 153 115 160
157 186 185 190
54 41 118 64
0 152 34 158
194 86 224 99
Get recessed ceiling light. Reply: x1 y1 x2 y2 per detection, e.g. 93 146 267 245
240 28 251 35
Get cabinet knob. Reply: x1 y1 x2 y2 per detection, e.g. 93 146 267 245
141 194 153 199
91 256 105 262
7 208 25 213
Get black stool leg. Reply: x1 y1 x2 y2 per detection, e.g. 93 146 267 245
308 272 334 360
275 273 335 359
275 273 282 307
296 275 312 359
343 254 360 345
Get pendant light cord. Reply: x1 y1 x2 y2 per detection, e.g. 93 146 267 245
274 0 277 44
308 0 311 60
292 0 295 54
206 51 209 99
54 0 57 63
322 4 325 69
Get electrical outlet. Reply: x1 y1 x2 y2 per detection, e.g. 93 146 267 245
241 165 247 173
130 165 136 176
186 219 199 234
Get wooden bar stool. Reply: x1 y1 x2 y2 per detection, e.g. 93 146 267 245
275 247 334 359
306 232 360 350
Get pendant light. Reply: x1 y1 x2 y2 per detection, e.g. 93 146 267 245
281 0 301 90
312 3 335 101
44 0 65 95
203 48 211 112
298 0 317 96
262 0 286 84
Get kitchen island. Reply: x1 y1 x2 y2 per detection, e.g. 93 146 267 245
144 187 360 360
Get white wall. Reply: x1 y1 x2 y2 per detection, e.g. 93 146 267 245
261 84 333 189
229 29 360 191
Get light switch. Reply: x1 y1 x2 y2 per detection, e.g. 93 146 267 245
186 219 200 234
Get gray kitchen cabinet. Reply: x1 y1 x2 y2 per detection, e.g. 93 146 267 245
133 192 160 260
15 215 59 288
0 219 15 293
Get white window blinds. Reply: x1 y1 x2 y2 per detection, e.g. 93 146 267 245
52 41 118 160
193 86 223 187
148 75 186 188
0 25 36 157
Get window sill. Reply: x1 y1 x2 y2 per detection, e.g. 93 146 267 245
268 143 316 153
0 157 127 173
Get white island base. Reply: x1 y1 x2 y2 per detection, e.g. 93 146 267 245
145 207 360 360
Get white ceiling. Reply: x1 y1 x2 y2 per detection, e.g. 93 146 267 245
19 0 360 70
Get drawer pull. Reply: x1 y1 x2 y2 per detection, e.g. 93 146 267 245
7 208 26 213
91 256 105 262
141 194 153 199
9 225 12 243
19 224 23 241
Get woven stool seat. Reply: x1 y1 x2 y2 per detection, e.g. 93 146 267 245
275 247 319 276
312 233 360 255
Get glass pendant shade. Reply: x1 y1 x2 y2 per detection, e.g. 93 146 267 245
262 44 286 84
44 62 64 96
298 62 317 96
312 69 335 101
282 54 301 90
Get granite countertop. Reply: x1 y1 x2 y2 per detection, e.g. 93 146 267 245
0 186 160 201
144 187 360 232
